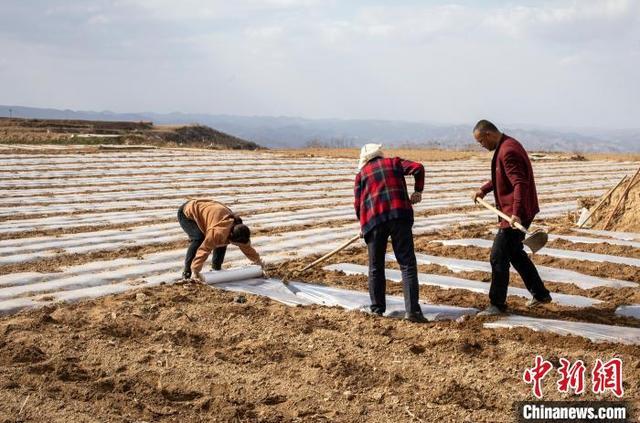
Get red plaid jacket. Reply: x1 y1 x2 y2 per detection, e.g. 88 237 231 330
354 157 425 235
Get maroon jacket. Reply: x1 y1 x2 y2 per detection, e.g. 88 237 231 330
480 134 539 228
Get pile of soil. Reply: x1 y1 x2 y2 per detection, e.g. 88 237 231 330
590 171 640 231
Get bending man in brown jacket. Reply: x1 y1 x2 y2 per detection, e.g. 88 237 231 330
177 199 264 282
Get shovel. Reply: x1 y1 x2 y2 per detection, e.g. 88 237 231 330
475 197 548 253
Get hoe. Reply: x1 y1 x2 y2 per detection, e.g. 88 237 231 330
475 197 548 253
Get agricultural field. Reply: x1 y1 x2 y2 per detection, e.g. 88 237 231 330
0 144 639 422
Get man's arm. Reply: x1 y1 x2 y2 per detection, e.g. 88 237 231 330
503 150 528 221
236 242 262 265
400 159 424 192
354 172 362 219
480 180 493 194
472 180 493 203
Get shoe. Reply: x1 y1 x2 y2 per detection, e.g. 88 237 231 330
527 295 552 308
181 270 191 280
361 306 384 316
404 312 428 323
369 306 384 316
477 305 506 316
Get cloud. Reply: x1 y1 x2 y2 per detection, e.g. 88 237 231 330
484 0 640 44
0 0 638 127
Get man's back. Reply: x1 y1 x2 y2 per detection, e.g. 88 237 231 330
354 157 424 236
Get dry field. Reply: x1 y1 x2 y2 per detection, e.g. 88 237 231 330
0 145 639 422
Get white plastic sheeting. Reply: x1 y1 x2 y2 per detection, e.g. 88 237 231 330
0 188 605 220
2 163 630 181
484 315 640 345
3 157 631 172
576 229 640 242
202 266 264 284
0 172 622 199
0 168 491 189
394 253 636 289
434 238 640 267
491 228 640 248
0 226 367 301
546 234 640 249
323 263 601 307
0 158 353 172
615 305 640 319
0 196 575 236
211 275 478 321
0 263 478 321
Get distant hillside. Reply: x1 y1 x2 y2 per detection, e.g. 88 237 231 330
2 105 638 152
0 116 262 150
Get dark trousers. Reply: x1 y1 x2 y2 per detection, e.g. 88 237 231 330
489 227 550 310
177 204 227 277
365 219 421 315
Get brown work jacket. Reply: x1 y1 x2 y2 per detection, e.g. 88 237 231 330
184 199 260 272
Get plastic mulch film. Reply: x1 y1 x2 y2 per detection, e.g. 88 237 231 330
484 315 640 345
391 253 636 289
324 263 600 308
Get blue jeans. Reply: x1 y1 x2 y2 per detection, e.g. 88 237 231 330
365 219 421 315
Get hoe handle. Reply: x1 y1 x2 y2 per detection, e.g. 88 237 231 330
299 234 361 273
475 197 528 234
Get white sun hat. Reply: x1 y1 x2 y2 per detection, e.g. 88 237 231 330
358 143 384 170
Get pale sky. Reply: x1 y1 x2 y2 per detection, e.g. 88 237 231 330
1 0 639 128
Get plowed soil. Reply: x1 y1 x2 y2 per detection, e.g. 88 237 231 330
1 222 639 422
1 281 638 423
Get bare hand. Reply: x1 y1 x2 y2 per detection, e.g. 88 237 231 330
191 269 204 282
410 191 422 204
471 190 485 203
510 215 522 228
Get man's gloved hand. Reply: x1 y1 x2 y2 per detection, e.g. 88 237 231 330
410 191 422 204
471 190 485 203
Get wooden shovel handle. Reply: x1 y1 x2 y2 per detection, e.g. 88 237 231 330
603 167 640 229
577 174 628 228
475 197 528 234
299 234 361 273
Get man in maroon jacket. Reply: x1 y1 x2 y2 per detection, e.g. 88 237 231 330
471 120 551 315
355 143 426 322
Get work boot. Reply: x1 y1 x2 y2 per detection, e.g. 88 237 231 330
526 295 552 308
404 311 428 323
477 304 506 316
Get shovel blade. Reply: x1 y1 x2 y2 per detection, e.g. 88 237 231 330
523 229 548 253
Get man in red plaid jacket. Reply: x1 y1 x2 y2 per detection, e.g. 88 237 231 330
354 144 426 322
